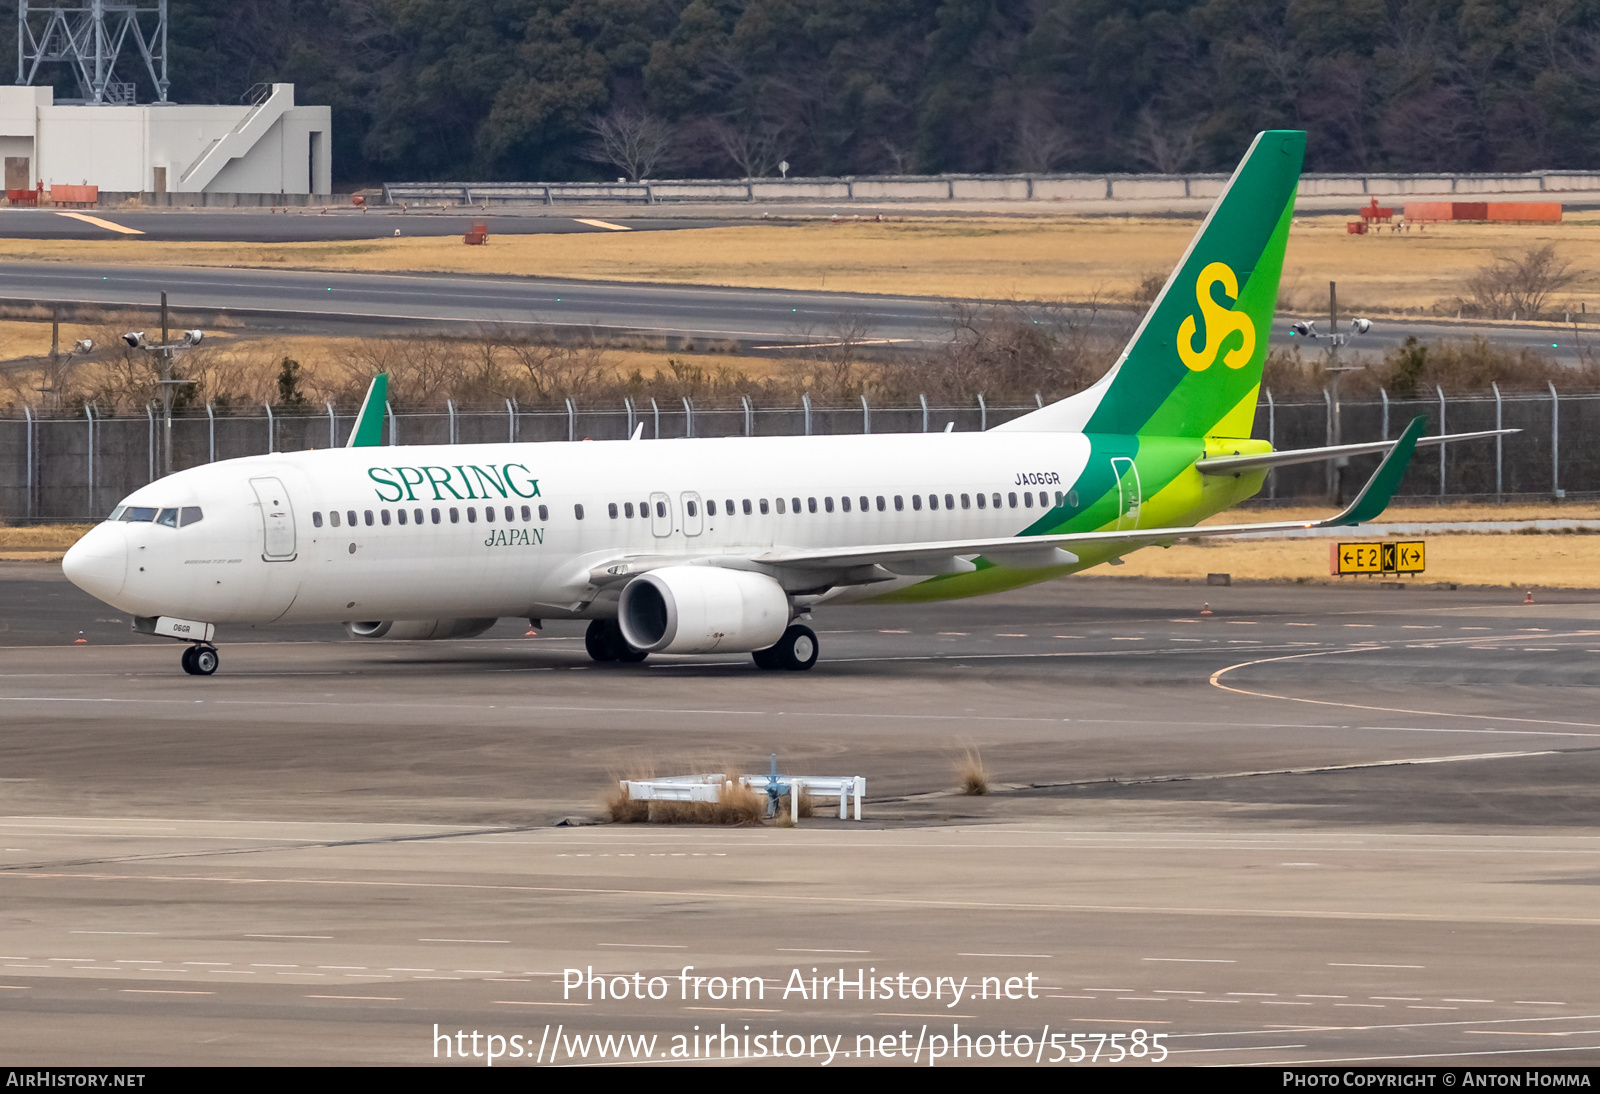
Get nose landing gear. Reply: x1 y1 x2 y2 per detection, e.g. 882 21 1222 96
181 644 219 676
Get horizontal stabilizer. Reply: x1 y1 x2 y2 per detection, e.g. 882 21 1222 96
1196 428 1517 475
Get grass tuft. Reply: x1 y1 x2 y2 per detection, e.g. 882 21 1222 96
959 750 990 796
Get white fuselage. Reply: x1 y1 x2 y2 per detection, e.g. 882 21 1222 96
64 431 1101 626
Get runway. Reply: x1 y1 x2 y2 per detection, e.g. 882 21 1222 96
0 259 1584 362
2 562 1599 1065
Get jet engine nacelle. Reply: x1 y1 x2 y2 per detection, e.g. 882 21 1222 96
345 618 498 641
618 567 789 654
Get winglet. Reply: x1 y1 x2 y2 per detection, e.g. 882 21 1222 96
1317 415 1426 527
346 373 388 447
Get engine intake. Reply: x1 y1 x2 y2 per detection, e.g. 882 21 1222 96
618 567 789 654
345 618 498 641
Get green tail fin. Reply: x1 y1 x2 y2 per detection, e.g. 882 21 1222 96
347 373 388 448
1000 130 1304 439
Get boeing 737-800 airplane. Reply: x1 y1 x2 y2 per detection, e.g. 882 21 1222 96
61 131 1494 675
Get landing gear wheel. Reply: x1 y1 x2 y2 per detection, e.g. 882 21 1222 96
184 644 218 676
585 620 618 662
773 624 818 671
586 619 649 664
751 645 781 670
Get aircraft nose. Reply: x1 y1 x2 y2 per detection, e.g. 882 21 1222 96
62 523 127 604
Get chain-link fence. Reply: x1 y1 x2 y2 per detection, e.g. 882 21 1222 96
1 390 1592 522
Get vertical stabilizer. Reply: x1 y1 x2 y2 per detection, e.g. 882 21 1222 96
998 130 1304 439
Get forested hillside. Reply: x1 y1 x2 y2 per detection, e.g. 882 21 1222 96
131 1 1600 184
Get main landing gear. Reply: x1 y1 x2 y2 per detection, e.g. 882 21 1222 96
585 619 649 664
752 624 818 672
180 643 219 676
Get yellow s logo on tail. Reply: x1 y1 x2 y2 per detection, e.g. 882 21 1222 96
1177 262 1255 371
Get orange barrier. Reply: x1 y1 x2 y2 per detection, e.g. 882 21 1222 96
49 184 98 208
1404 200 1560 223
1487 202 1561 222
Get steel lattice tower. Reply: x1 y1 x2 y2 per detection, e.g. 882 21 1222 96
17 0 168 104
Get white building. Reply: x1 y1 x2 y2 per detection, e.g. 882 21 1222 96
0 82 330 196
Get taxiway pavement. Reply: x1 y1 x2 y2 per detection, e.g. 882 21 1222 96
1 566 1598 1065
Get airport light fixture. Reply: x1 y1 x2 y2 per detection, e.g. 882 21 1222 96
1287 281 1374 502
123 292 202 478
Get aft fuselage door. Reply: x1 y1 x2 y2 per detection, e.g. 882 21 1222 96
249 476 298 560
681 491 703 536
1111 457 1142 531
649 491 672 537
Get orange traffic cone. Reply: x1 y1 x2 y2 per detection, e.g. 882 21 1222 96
1200 603 1213 615
74 631 86 644
1525 589 1535 605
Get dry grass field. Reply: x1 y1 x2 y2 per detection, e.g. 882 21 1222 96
2 214 1597 314
1103 533 1599 588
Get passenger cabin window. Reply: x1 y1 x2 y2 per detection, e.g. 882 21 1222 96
791 497 801 513
859 496 869 511
840 496 850 513
156 508 179 528
992 493 1002 509
431 508 441 524
706 500 716 517
743 499 753 515
759 498 770 515
824 497 834 513
180 506 203 527
365 510 375 526
1067 490 1078 508
313 512 324 528
381 509 391 526
725 499 734 514
330 510 341 528
625 502 634 518
466 507 477 523
449 507 460 523
1008 492 1018 508
415 508 425 525
608 503 619 519
347 510 357 527
686 500 697 517
808 497 818 514
894 496 904 511
774 498 784 514
876 496 885 511
945 494 955 510
505 506 514 521
397 509 407 526
976 493 986 509
538 505 548 521
484 506 494 523
1024 492 1034 508
912 495 922 511
574 504 585 520
655 501 666 518
928 495 938 511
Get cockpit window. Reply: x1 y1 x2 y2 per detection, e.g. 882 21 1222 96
120 507 158 522
156 508 179 528
107 506 124 522
180 507 203 527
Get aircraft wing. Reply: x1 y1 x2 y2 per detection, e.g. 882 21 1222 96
747 416 1429 574
1196 427 1514 475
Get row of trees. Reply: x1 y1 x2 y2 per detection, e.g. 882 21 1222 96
119 0 1600 185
